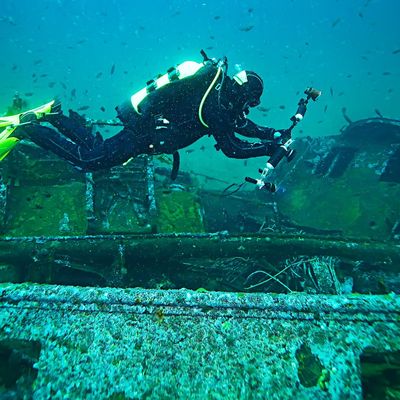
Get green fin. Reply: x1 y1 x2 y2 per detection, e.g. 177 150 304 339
0 99 55 128
0 137 19 161
0 99 55 161
0 114 19 128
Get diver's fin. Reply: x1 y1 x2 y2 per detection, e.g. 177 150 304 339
0 137 19 161
0 99 55 161
0 125 17 142
0 114 19 128
171 151 180 180
26 100 55 119
0 100 55 129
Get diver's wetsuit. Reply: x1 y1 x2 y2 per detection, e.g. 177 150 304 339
20 63 278 171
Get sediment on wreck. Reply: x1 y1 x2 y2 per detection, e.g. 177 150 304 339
0 118 399 399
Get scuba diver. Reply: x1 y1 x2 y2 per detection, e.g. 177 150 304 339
11 51 291 173
6 92 27 116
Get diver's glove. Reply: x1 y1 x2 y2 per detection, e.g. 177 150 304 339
273 129 291 143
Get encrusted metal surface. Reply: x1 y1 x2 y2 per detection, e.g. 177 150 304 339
0 283 399 399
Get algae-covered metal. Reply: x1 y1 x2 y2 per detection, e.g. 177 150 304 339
0 283 398 399
271 118 400 240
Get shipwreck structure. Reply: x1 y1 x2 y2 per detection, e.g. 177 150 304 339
0 117 399 399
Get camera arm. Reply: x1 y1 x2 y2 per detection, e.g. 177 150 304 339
245 87 321 192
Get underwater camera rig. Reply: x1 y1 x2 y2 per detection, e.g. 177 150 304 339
245 87 321 192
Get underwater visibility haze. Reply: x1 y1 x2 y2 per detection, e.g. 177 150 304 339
0 0 399 399
1 0 400 182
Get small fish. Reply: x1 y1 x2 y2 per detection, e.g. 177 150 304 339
330 87 334 96
214 15 221 20
209 35 215 40
24 92 34 97
0 16 16 26
206 46 214 50
12 64 17 71
60 82 67 89
48 82 56 88
239 25 254 32
78 105 90 111
96 72 103 79
100 106 106 112
324 105 328 113
34 59 42 65
185 149 195 154
110 64 115 75
199 145 206 151
32 73 36 78
358 12 364 18
279 105 286 110
257 106 270 112
248 8 254 13
374 109 383 118
71 88 76 98
40 73 48 78
382 71 391 75
76 39 86 44
392 49 400 54
331 18 341 28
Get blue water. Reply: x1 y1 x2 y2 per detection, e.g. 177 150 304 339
1 0 399 182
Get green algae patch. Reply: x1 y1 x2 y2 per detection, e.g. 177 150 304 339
156 191 204 233
280 178 361 231
5 182 87 236
296 343 324 388
278 162 400 238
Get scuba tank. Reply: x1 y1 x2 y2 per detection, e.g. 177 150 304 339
130 49 228 126
130 61 205 114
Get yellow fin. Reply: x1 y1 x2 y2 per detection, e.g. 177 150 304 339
0 137 19 161
0 99 55 128
0 125 17 142
0 115 19 128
